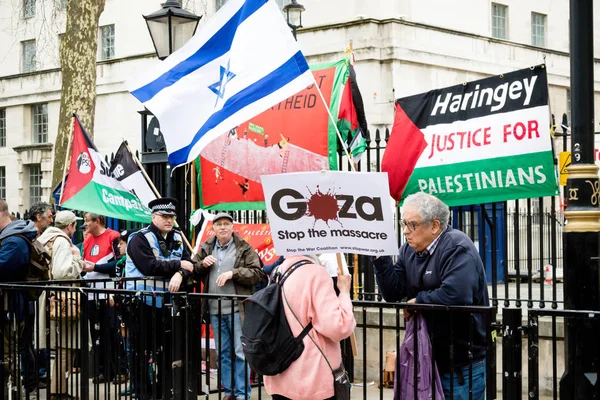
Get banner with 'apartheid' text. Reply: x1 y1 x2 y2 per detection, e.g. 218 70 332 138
385 65 558 206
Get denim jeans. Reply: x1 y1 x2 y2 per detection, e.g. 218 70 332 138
210 313 251 400
441 359 486 400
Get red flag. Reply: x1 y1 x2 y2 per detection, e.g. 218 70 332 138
382 103 428 202
60 114 97 204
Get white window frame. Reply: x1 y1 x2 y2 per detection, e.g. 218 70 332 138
0 109 5 148
23 0 35 18
28 164 42 205
531 12 546 47
32 103 48 144
0 167 5 200
22 40 36 73
100 24 115 61
491 3 508 40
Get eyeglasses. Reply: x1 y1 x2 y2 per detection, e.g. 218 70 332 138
400 219 424 232
158 214 176 221
213 222 232 228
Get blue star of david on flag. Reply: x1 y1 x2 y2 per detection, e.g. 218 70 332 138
209 60 236 107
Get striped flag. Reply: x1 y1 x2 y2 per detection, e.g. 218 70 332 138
383 65 557 206
109 142 156 206
127 0 314 168
60 115 152 223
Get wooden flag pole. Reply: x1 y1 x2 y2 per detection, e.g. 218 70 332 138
335 253 358 357
353 253 359 300
190 161 198 248
123 140 194 255
58 114 75 206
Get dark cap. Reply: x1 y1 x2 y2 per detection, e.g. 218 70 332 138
213 212 234 224
120 229 134 242
148 197 178 216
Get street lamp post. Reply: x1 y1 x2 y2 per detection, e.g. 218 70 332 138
283 0 305 40
144 0 201 60
559 0 600 398
140 1 201 234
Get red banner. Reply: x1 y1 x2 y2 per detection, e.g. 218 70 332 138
199 222 277 265
197 60 350 209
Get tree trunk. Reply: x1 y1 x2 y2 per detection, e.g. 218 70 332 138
51 0 106 190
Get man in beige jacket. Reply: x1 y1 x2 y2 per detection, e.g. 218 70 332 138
37 211 84 400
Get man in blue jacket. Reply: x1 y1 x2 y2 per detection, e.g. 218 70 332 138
373 192 489 400
0 199 39 398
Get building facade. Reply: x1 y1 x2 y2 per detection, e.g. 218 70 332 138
0 0 595 214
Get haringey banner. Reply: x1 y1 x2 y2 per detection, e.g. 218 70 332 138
383 64 558 206
261 171 398 257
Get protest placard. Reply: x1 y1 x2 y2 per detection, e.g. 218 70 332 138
261 171 398 256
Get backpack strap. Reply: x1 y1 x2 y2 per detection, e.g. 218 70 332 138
0 233 31 246
278 259 314 340
278 260 312 285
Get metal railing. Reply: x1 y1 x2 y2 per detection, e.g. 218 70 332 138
0 279 497 400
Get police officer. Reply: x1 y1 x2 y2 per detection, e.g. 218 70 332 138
124 197 194 400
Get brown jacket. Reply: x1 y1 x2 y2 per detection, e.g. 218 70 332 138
192 232 264 319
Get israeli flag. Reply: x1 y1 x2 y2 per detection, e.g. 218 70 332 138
128 0 314 167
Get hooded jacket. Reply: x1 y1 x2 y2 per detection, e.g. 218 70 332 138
0 220 39 322
37 227 84 280
0 220 38 282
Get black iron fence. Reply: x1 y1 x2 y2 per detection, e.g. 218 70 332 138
0 279 497 400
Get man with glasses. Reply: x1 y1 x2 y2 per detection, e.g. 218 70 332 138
373 192 489 400
193 212 264 400
125 197 194 400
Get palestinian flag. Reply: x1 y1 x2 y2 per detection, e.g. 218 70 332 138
337 64 368 164
383 65 557 206
109 141 156 207
382 103 428 201
60 114 152 223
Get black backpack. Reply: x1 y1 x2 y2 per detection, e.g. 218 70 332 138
0 234 51 301
241 260 312 376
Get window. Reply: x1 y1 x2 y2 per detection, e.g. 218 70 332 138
491 3 508 39
0 110 5 147
32 104 48 143
531 12 546 47
23 0 35 18
58 33 64 63
100 25 115 60
216 0 227 10
22 40 36 73
0 167 5 200
29 164 42 205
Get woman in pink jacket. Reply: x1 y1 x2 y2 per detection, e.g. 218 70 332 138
264 255 356 400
